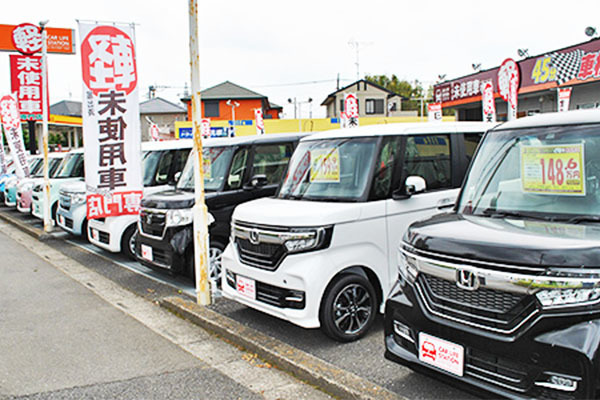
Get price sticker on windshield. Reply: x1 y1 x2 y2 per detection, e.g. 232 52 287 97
521 143 585 196
310 148 340 183
202 157 211 179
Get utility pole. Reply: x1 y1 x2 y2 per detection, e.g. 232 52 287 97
40 20 51 233
348 39 373 81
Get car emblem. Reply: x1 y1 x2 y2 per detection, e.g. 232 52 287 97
249 229 260 245
456 269 480 291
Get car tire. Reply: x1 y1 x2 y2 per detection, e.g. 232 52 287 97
186 240 225 287
51 202 59 225
319 273 376 342
121 224 137 260
81 219 89 242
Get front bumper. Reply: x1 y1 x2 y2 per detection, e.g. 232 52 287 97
16 190 32 213
4 186 16 207
88 215 137 253
56 202 87 236
384 280 600 399
135 224 191 274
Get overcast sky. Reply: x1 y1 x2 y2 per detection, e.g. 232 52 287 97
1 0 599 118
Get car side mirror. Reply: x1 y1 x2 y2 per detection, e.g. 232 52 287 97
244 174 268 190
172 171 182 184
393 175 427 200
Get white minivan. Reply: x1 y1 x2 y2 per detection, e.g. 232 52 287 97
221 122 492 341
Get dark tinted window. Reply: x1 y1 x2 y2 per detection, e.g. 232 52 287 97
403 135 452 190
252 143 294 185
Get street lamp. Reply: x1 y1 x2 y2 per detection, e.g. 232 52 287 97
585 26 598 38
226 99 239 136
517 48 529 59
288 98 312 132
472 63 481 72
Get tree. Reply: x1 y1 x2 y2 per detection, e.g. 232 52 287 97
365 75 429 115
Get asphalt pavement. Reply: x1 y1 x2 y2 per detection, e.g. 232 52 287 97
0 218 331 400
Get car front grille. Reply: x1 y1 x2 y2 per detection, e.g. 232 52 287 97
65 217 73 229
139 208 166 238
235 238 286 270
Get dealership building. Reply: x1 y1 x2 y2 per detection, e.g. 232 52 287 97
434 37 600 121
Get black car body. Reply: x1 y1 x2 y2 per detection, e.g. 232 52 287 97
135 133 308 281
385 110 600 399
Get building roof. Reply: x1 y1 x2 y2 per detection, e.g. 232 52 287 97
199 81 267 101
50 100 82 117
140 97 186 114
320 79 405 106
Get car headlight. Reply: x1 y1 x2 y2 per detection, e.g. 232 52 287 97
19 182 34 193
536 288 600 308
71 192 87 205
166 208 194 227
534 269 600 308
5 177 17 189
282 226 333 254
398 248 418 284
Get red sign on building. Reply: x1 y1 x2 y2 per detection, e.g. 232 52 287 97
9 54 48 121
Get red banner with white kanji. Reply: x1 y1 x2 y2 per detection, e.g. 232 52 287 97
78 22 142 220
9 54 49 121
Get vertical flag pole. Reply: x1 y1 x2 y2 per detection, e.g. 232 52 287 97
189 0 211 305
40 21 51 233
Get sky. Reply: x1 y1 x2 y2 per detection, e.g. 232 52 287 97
1 0 599 119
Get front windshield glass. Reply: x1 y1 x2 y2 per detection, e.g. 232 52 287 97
177 146 234 191
29 158 44 176
31 157 63 178
278 137 378 201
142 150 164 186
56 153 84 178
459 124 600 221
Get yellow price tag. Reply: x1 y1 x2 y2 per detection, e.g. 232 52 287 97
310 148 340 183
521 143 585 195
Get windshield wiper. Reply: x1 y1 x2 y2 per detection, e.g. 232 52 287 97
479 208 554 221
565 215 600 224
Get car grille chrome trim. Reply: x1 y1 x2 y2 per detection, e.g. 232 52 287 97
138 207 167 240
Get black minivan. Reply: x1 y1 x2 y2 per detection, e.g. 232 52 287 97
385 110 600 399
135 132 308 283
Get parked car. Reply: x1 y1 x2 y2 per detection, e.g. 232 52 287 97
384 110 600 399
31 148 84 224
4 155 43 207
135 133 308 284
85 140 193 258
0 160 15 203
221 122 490 341
16 153 67 213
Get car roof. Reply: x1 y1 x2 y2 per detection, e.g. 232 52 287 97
203 132 312 148
300 121 494 142
493 109 600 131
141 139 194 151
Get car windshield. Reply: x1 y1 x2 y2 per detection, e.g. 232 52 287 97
278 137 378 201
459 123 600 222
177 146 234 191
31 157 63 178
29 158 44 176
55 153 84 178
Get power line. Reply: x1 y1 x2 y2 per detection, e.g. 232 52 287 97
252 78 352 88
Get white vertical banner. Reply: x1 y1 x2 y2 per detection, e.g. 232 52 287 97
427 102 442 122
78 22 142 220
149 123 160 141
344 93 359 128
254 109 265 135
498 58 520 121
0 93 29 178
200 118 211 138
558 87 572 112
481 80 496 123
0 126 8 175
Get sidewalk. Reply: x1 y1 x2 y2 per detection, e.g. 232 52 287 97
0 220 331 399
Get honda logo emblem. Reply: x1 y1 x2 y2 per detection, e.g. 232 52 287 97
249 229 260 245
456 269 480 291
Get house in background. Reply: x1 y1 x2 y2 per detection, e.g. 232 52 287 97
48 100 83 149
140 97 187 141
321 79 414 118
181 81 282 122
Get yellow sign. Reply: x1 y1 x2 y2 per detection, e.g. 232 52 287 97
310 148 340 183
521 143 585 195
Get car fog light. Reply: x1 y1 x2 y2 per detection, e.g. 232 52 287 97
225 269 235 288
393 320 414 343
536 288 600 308
535 374 578 392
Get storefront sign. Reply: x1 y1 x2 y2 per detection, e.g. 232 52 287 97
0 24 75 54
481 80 496 123
79 22 143 219
310 148 340 183
0 93 29 178
10 54 48 121
427 103 442 122
254 109 264 135
521 143 585 195
498 59 520 121
558 87 572 112
434 39 600 108
344 93 359 128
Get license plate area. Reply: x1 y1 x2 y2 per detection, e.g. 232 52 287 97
236 275 256 300
141 244 153 261
418 332 464 377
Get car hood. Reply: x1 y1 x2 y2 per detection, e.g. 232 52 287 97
405 213 600 268
233 197 363 227
141 189 196 209
59 179 86 193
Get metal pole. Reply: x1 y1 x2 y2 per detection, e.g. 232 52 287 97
421 98 424 122
189 0 211 305
40 23 51 233
298 102 302 132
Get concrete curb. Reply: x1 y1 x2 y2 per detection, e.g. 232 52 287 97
162 296 404 400
0 209 53 240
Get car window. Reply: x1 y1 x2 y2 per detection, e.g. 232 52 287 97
463 133 484 163
172 149 191 179
155 151 174 185
252 143 293 185
403 135 452 191
227 148 248 190
370 136 401 200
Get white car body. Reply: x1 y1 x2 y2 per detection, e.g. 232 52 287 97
221 122 491 335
